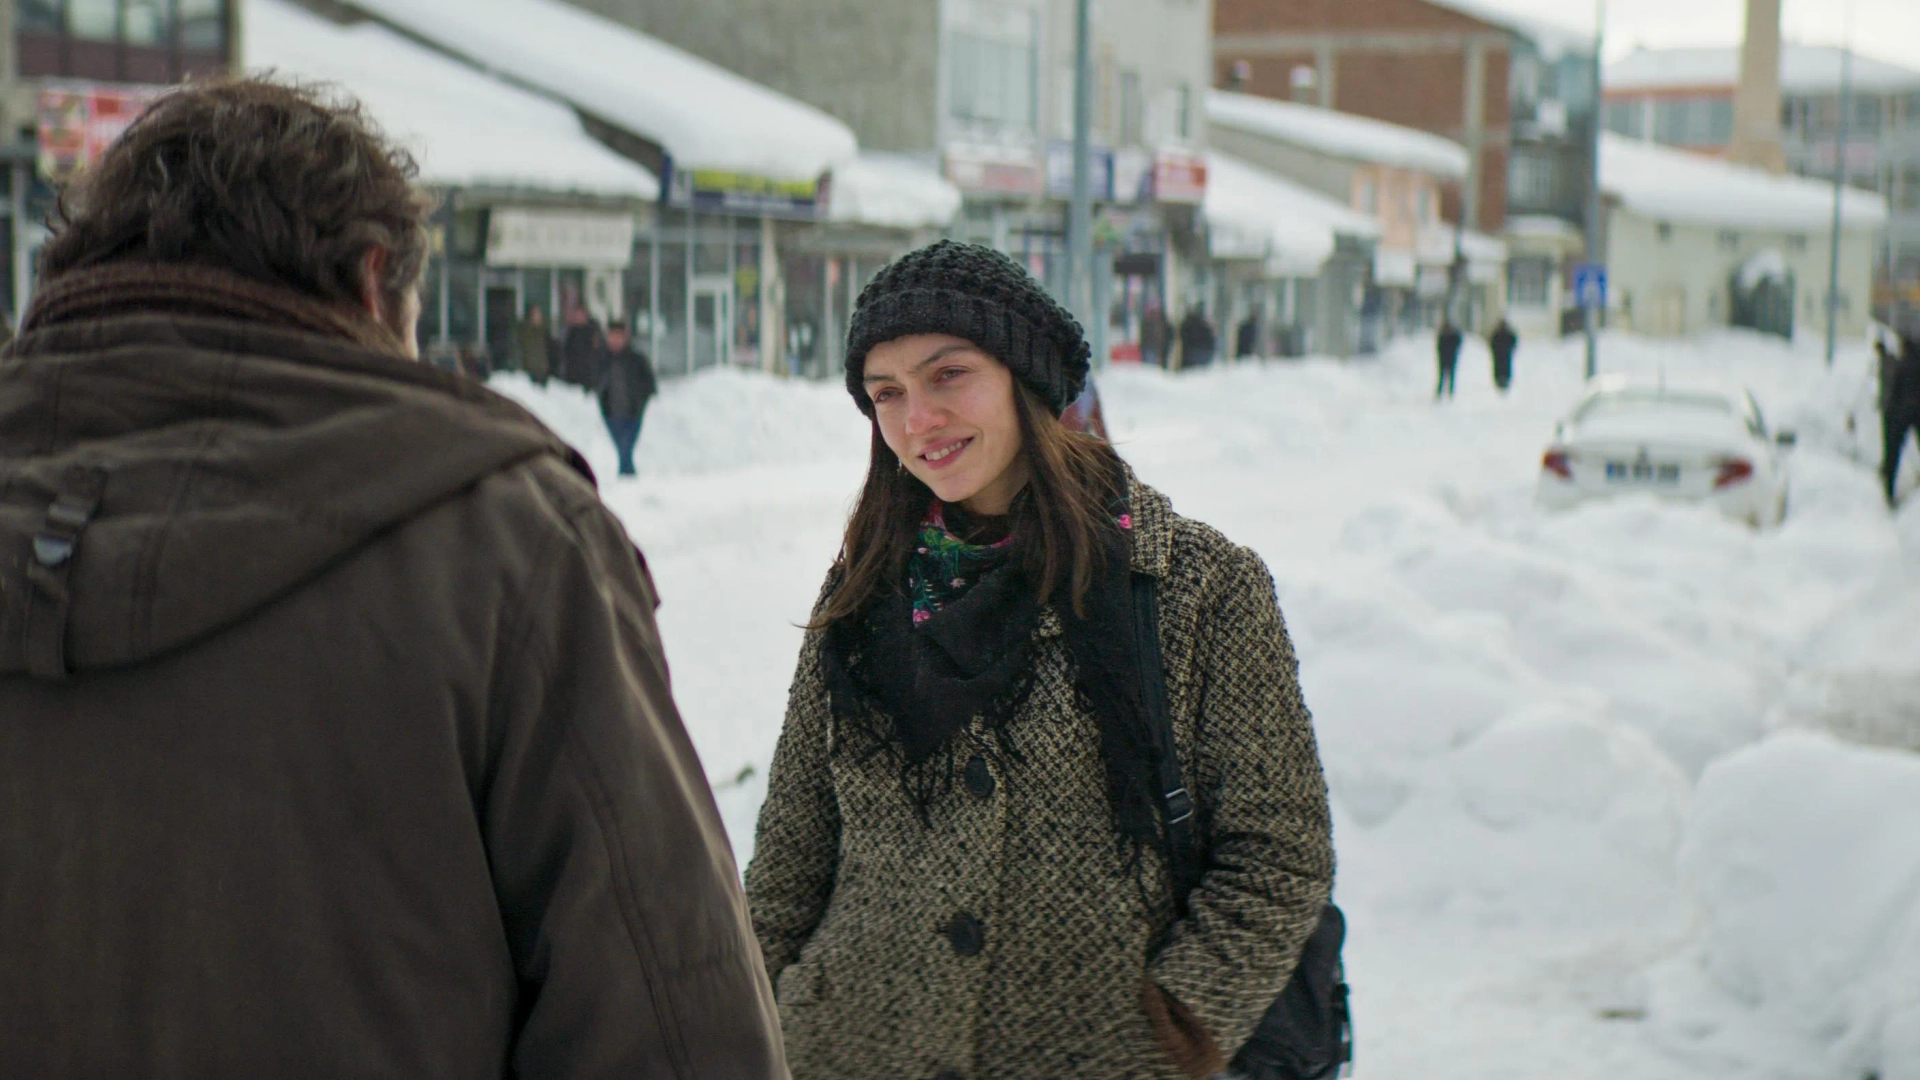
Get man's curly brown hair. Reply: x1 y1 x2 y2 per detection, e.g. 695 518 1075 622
41 77 434 314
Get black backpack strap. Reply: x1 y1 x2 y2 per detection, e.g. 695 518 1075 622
1132 572 1206 910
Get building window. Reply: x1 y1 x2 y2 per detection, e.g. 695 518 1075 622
180 0 225 51
20 0 61 33
68 0 120 39
123 0 174 47
1508 255 1553 308
1657 221 1673 242
1290 65 1318 104
1357 178 1377 215
1853 96 1882 134
1119 71 1143 146
1718 229 1741 251
1175 83 1192 140
1654 96 1735 147
1418 188 1435 224
944 0 1039 140
1604 100 1643 138
1901 167 1920 211
1511 151 1557 208
1788 233 1809 252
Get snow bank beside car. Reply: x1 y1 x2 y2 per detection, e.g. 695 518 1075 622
1650 732 1920 1080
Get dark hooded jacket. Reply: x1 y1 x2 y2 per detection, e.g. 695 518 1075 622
0 273 786 1079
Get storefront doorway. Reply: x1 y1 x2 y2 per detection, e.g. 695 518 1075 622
692 273 733 370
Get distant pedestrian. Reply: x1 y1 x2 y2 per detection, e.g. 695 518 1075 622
1141 305 1171 368
1489 318 1517 393
597 319 657 478
559 302 604 387
516 304 553 385
1884 335 1920 507
1235 312 1261 359
1178 306 1216 369
0 77 784 1079
1436 321 1463 399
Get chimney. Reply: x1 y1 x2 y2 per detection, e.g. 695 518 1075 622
1728 0 1787 172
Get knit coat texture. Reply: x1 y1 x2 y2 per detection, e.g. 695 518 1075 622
745 476 1335 1080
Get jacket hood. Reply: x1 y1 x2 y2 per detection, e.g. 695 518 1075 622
0 314 589 678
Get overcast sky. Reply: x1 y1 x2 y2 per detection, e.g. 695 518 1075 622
1475 0 1920 71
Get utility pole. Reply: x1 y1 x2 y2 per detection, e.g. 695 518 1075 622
1825 24 1854 368
1583 0 1606 381
1068 0 1094 334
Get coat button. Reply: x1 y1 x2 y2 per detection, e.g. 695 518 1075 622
946 912 985 957
964 754 995 799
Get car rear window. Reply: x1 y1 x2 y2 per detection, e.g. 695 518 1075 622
1574 390 1733 424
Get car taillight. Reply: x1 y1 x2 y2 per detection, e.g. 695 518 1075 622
1714 458 1755 489
1542 449 1572 480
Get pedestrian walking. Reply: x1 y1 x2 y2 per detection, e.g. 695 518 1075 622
1884 334 1920 507
516 303 553 385
597 319 658 478
1142 304 1171 368
0 80 785 1079
1436 320 1463 399
1489 318 1517 393
746 241 1335 1080
1235 311 1261 360
1179 305 1217 369
559 301 604 387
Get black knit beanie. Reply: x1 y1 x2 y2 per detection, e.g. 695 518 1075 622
845 240 1092 417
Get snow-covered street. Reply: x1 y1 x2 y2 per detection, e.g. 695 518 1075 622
496 330 1920 1079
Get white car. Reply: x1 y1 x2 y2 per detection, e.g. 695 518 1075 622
1536 378 1794 526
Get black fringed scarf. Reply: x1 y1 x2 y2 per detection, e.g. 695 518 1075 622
819 493 1165 857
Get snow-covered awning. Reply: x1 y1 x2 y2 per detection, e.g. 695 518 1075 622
1602 134 1889 232
1417 226 1508 284
247 0 657 199
828 153 962 230
1205 151 1380 277
1207 91 1471 179
347 0 857 183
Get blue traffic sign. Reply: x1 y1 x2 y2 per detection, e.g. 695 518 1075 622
1573 263 1608 310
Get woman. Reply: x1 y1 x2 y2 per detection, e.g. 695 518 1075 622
746 241 1333 1080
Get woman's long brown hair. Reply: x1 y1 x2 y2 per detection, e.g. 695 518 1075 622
813 382 1127 629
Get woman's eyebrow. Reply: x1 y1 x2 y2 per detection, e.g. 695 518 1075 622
863 345 976 384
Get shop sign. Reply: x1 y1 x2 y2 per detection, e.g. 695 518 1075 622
666 165 823 218
1112 148 1153 205
1152 149 1208 205
1045 141 1114 201
944 146 1044 197
486 208 635 268
36 82 166 182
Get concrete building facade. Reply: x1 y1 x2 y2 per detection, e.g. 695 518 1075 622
570 0 1218 367
1605 44 1920 332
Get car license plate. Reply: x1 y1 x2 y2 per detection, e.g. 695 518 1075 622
1605 461 1681 484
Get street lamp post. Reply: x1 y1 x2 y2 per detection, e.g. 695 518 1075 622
1824 29 1854 368
1584 0 1606 381
1068 0 1094 334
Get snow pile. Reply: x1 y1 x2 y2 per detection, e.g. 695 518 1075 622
829 153 962 230
1207 90 1472 178
1604 135 1888 232
489 368 868 480
246 0 657 197
1649 733 1920 1079
352 0 857 181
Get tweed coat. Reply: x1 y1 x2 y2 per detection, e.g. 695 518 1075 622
745 477 1334 1080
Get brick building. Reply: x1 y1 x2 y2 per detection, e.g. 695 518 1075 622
1212 0 1517 231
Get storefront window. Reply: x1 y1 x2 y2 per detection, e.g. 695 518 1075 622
943 0 1038 139
68 0 120 40
179 0 225 51
20 0 62 34
123 0 173 46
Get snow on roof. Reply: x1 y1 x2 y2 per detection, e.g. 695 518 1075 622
246 0 657 198
348 0 858 182
828 153 961 230
1205 151 1380 275
1602 134 1889 232
1428 0 1593 60
1606 45 1920 94
1207 91 1472 179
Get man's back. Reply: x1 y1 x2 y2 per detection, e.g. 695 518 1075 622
0 78 783 1079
